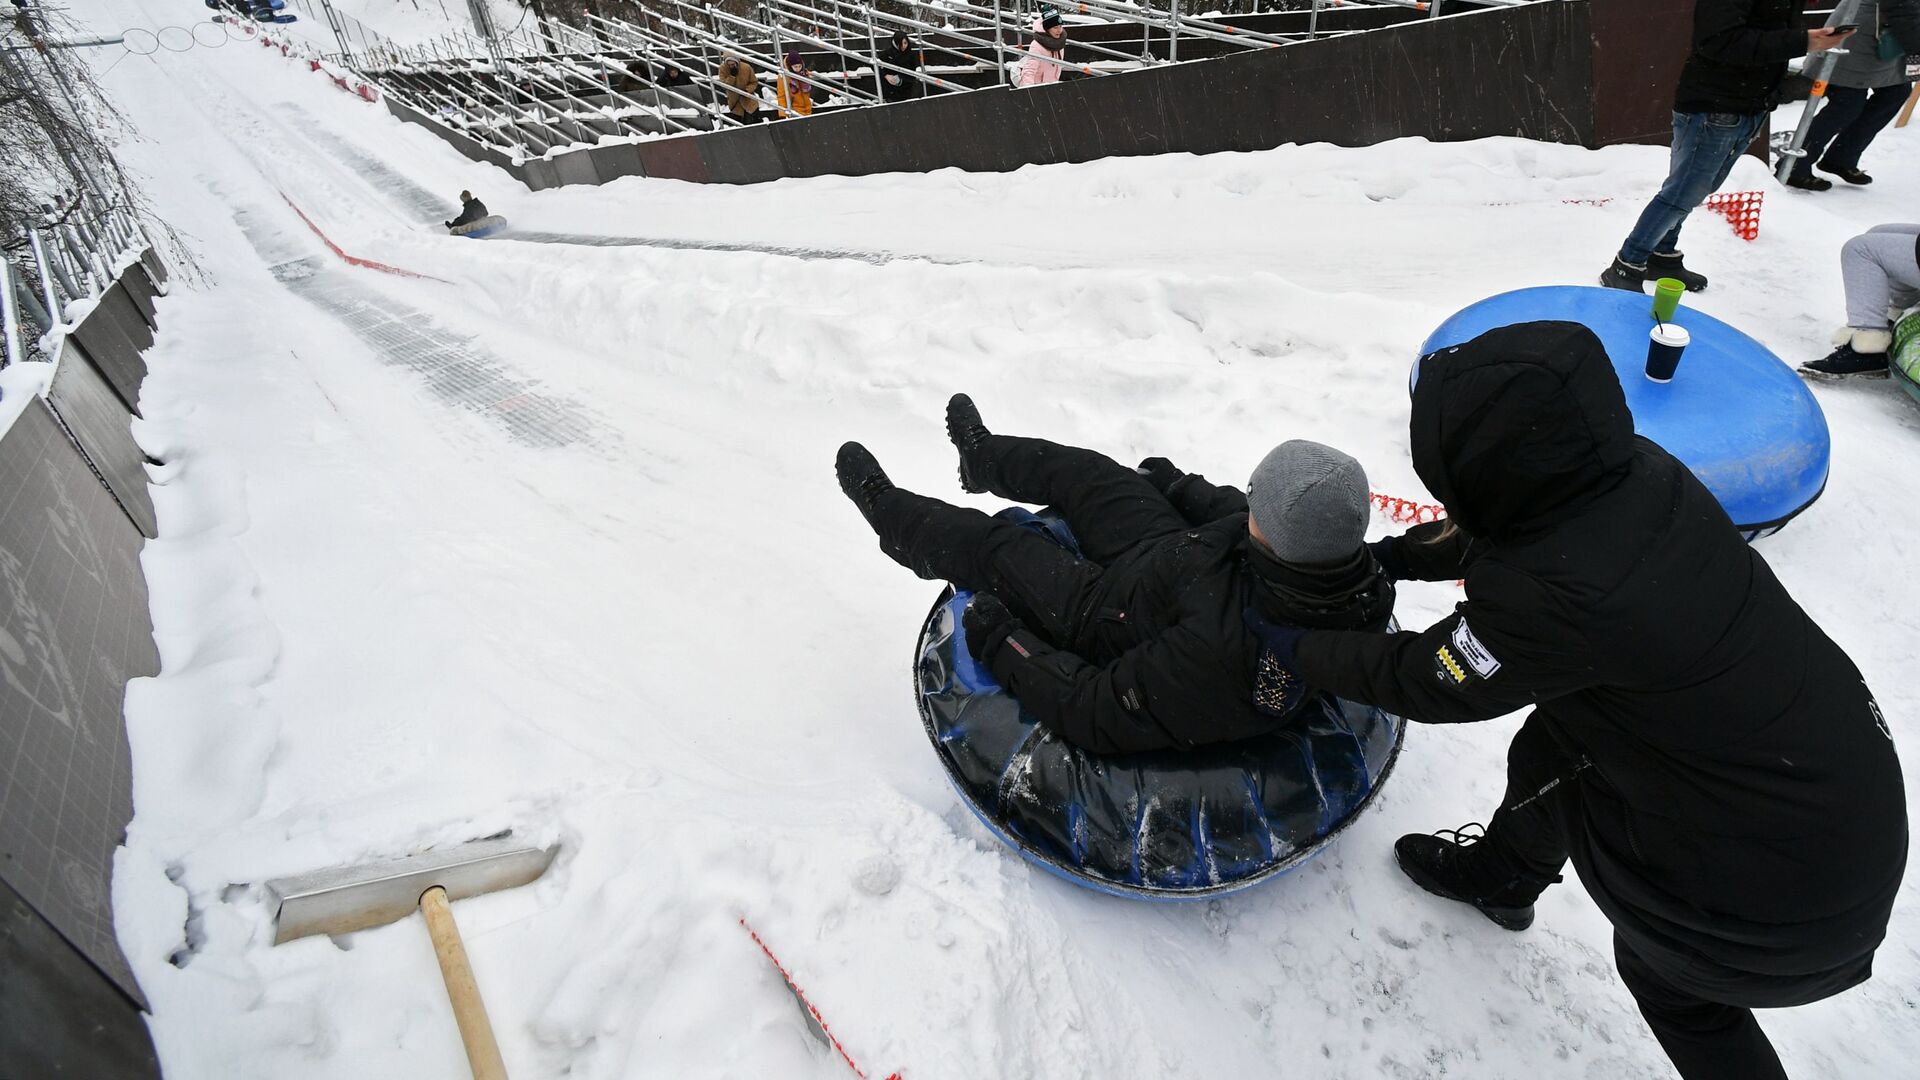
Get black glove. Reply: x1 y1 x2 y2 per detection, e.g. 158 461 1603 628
962 592 1021 663
443 220 452 227
1135 456 1185 496
1367 536 1409 582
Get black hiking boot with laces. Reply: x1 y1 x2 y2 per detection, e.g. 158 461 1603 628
836 441 895 528
1394 824 1543 932
946 393 993 494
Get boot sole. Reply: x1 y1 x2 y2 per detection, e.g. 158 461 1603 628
1394 847 1534 932
1799 368 1889 382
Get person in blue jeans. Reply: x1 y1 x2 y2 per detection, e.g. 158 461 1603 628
1603 1 1853 294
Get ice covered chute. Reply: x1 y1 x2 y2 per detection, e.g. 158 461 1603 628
1422 286 1831 540
913 511 1405 900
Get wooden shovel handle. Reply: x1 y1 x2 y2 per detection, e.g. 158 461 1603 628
1898 82 1919 129
420 885 509 1080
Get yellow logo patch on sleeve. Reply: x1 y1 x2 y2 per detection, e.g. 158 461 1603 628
1433 645 1468 685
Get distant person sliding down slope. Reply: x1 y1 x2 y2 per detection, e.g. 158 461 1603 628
444 191 503 237
836 394 1394 754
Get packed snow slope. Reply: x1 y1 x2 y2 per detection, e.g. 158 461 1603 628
90 3 1918 1077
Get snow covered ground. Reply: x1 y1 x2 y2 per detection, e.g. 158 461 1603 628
74 2 1920 1077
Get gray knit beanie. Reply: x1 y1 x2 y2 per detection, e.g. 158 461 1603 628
1246 440 1370 565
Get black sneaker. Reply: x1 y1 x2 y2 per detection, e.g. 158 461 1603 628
945 393 992 494
1647 251 1708 292
1394 824 1541 932
1799 344 1890 380
1785 173 1833 191
1599 256 1648 293
1816 162 1872 185
836 441 895 526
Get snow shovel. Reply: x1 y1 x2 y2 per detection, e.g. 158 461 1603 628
265 835 558 1080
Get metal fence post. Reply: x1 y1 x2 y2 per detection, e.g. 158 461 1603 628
0 259 22 370
1774 0 1863 181
27 228 63 326
994 0 1009 85
1169 0 1181 64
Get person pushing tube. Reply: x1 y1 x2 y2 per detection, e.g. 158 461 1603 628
1247 321 1906 1080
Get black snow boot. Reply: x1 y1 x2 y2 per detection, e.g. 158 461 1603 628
946 393 993 494
836 441 895 527
1799 343 1890 381
1647 251 1708 292
1598 256 1648 293
1817 163 1872 185
1394 824 1544 932
1785 172 1833 192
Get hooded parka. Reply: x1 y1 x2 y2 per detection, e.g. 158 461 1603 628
1294 321 1907 989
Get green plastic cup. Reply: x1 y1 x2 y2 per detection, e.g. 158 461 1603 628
1652 278 1686 323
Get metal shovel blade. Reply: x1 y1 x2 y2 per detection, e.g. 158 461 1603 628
267 835 557 945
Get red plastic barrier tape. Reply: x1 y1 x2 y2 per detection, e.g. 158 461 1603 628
1370 491 1445 524
279 193 448 283
1703 190 1763 241
739 917 902 1080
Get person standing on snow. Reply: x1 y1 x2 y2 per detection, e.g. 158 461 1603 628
1800 222 1920 378
1015 7 1069 89
1784 0 1920 191
1601 2 1856 293
444 190 487 231
1257 322 1906 1080
835 395 1395 754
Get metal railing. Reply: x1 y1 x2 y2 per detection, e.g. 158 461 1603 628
2 189 152 367
322 1 1531 160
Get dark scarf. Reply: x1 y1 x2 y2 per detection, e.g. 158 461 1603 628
1244 543 1395 632
1031 28 1067 54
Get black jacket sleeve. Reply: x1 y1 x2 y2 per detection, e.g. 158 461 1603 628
1375 520 1486 582
982 622 1248 754
1292 561 1600 724
1885 0 1920 55
1164 473 1249 525
1694 0 1809 66
450 200 487 227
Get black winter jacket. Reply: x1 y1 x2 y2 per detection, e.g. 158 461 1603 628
878 44 924 101
1673 0 1808 114
1296 322 1907 982
982 480 1394 756
448 197 488 228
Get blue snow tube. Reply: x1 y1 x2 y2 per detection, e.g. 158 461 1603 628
1421 286 1830 540
913 508 1405 901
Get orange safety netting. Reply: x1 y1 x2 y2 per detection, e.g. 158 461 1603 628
1703 191 1764 241
1370 492 1446 525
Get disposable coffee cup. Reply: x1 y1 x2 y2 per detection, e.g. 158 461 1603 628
1652 278 1686 323
1646 323 1690 383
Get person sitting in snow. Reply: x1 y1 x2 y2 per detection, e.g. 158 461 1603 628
836 395 1395 755
1800 222 1919 379
445 190 487 231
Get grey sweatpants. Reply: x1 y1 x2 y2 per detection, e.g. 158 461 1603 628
1842 223 1920 330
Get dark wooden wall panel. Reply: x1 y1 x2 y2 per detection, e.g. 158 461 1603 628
47 342 158 539
0 401 158 1006
0 878 159 1078
1590 0 1694 146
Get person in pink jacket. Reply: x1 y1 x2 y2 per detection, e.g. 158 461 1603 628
1016 6 1068 88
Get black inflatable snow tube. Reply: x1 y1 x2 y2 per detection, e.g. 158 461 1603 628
913 512 1406 900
